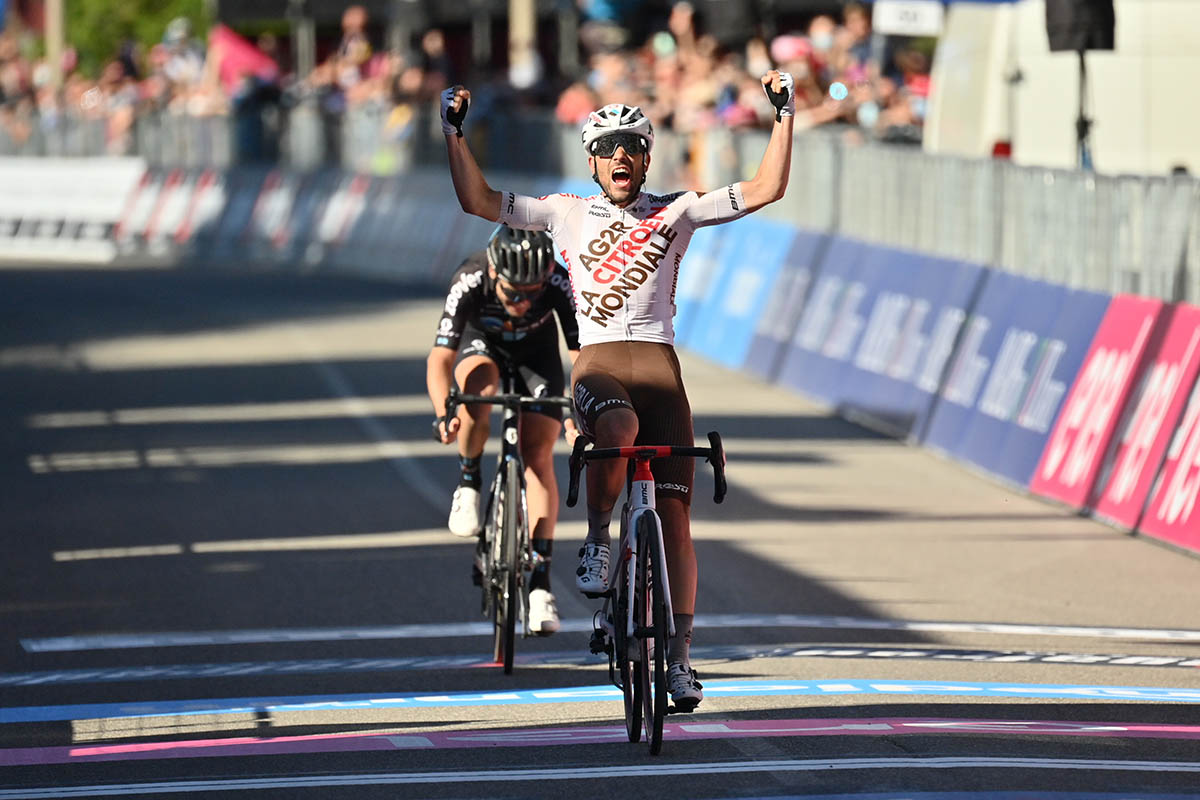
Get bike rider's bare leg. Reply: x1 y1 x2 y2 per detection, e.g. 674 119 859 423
520 412 562 592
659 495 697 667
657 497 696 615
520 410 563 633
575 407 636 594
447 356 498 537
586 407 639 545
519 412 562 542
453 355 499 460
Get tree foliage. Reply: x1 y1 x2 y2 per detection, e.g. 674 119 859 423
66 0 212 77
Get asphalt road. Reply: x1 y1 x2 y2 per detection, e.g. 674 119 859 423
1 264 1198 799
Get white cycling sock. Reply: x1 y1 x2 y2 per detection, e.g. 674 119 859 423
668 614 693 665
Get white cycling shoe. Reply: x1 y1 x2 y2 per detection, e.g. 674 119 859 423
575 542 610 596
667 662 703 709
448 486 481 538
528 588 560 635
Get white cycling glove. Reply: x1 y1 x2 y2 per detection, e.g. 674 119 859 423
762 71 796 121
440 86 469 137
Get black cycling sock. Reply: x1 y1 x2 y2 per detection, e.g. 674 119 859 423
530 538 553 592
458 455 481 489
586 506 612 547
668 613 693 665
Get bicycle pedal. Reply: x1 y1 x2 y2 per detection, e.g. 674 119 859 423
667 701 699 715
581 589 610 600
588 629 610 655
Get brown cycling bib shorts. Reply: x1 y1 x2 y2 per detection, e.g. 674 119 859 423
572 341 695 504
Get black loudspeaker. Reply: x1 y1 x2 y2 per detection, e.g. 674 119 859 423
1045 0 1115 52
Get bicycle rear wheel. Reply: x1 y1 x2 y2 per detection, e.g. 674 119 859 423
491 459 520 674
635 512 668 754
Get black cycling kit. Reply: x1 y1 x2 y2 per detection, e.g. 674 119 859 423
434 252 580 419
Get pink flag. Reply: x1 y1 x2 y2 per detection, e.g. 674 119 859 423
208 24 279 94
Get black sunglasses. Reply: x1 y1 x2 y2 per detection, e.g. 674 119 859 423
590 133 648 158
498 281 545 304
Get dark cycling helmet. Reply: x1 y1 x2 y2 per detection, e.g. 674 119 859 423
486 225 555 285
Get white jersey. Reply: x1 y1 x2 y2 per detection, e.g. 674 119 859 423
498 185 750 347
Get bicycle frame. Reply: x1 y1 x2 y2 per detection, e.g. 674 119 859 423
621 457 676 641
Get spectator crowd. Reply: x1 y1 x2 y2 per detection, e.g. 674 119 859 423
0 2 932 166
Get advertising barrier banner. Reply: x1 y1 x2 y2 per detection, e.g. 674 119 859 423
683 217 796 368
922 270 1112 486
1 156 145 263
775 237 871 405
198 167 269 263
1030 295 1165 509
114 168 164 255
1091 303 1200 531
775 239 985 435
175 170 226 249
1138 372 1200 553
841 252 986 438
743 230 828 381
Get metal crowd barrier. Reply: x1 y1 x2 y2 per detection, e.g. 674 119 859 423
3 102 1198 304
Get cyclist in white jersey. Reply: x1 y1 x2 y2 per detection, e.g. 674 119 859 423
440 70 795 708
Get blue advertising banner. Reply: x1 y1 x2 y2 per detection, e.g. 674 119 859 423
922 270 1112 486
774 237 873 405
987 286 1111 486
920 268 1018 458
683 217 796 368
839 253 987 438
947 272 1071 480
743 230 829 381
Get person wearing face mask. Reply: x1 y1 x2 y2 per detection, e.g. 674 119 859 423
427 225 580 636
439 70 795 709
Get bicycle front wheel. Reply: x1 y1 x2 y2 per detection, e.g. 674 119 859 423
635 512 668 754
491 458 521 674
613 559 642 742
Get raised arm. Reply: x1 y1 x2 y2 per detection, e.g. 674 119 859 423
441 86 502 221
739 71 795 213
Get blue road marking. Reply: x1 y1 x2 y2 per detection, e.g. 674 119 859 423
4 679 1200 724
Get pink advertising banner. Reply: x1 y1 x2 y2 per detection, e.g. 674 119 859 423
1137 307 1200 553
1091 303 1200 531
1030 295 1164 509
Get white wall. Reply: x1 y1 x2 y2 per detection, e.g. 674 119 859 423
926 0 1200 176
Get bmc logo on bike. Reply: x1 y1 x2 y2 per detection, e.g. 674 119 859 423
640 484 650 504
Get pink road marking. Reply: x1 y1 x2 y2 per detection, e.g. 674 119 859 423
4 718 1200 767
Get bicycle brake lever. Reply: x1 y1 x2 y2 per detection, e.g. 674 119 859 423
566 436 588 508
706 430 727 504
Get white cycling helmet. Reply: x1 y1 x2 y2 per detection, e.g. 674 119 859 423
580 104 655 155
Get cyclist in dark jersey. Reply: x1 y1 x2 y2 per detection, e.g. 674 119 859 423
426 225 580 635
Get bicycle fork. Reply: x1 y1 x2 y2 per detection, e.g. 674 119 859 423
626 479 676 642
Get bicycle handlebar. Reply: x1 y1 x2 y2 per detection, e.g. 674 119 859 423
434 387 574 441
566 431 727 507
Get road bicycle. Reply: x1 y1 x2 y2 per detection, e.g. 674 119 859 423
567 431 726 754
441 361 572 674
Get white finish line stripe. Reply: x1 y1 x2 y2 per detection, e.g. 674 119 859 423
23 614 1200 652
1 758 1198 797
